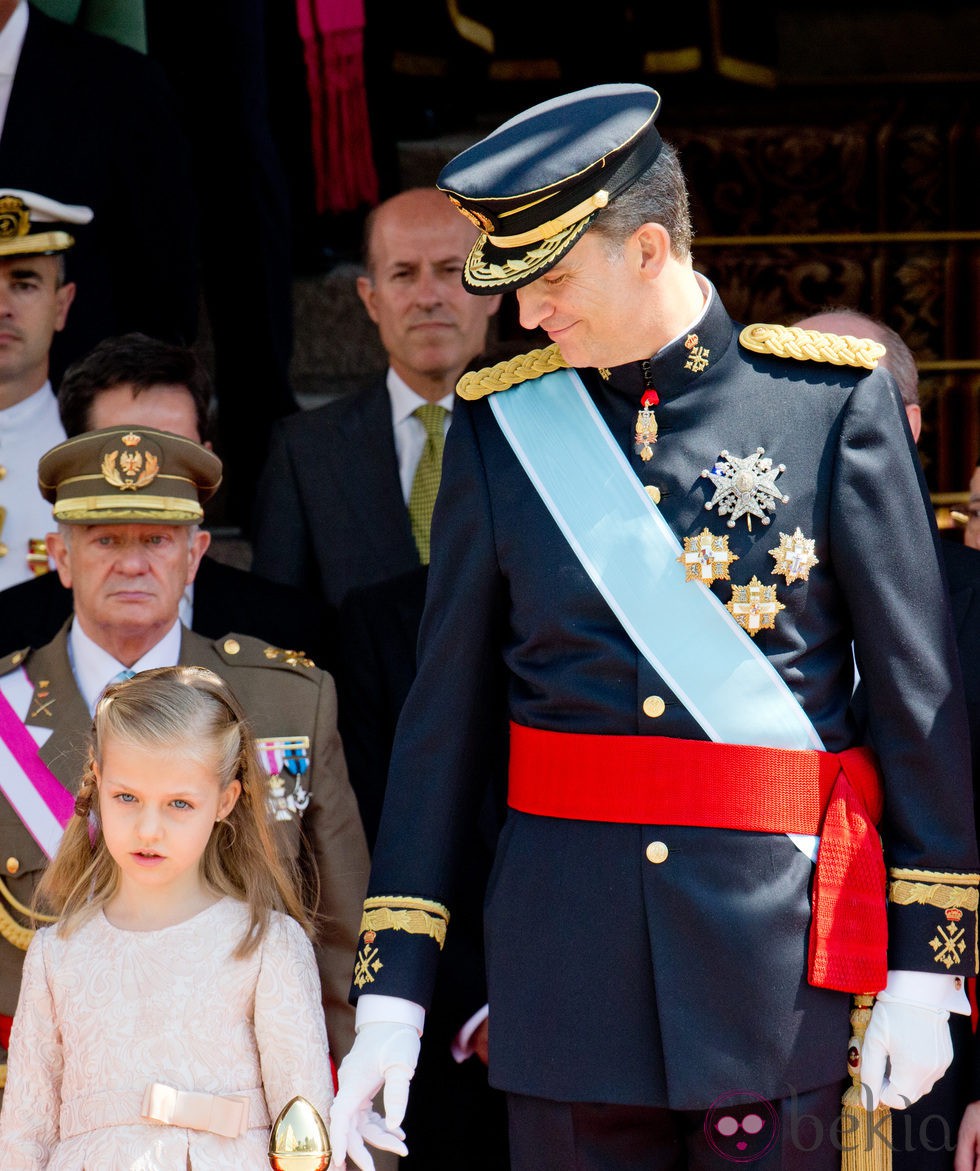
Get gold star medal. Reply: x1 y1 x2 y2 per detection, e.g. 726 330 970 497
701 447 789 531
726 576 785 637
677 528 739 584
769 527 819 584
634 389 659 462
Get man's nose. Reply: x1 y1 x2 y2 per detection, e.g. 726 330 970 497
116 542 150 572
516 282 549 331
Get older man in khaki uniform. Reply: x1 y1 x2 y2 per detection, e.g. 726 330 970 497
0 425 370 1098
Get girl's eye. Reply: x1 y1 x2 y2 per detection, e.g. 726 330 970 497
115 793 135 804
171 799 191 810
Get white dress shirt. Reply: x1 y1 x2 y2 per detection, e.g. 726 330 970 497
0 382 66 590
69 616 183 715
0 0 27 137
387 370 454 503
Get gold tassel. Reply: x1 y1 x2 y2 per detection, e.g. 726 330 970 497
841 993 892 1171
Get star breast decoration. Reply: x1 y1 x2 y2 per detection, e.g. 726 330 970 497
726 576 785 636
677 528 739 585
769 527 819 584
701 447 789 530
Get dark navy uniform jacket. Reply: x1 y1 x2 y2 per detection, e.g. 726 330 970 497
353 287 978 1111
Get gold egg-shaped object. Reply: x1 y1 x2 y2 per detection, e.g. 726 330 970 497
268 1095 330 1171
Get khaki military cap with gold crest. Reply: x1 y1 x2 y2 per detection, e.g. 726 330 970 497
0 189 94 257
437 83 662 294
37 426 222 525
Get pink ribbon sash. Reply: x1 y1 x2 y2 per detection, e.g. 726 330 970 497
0 677 74 859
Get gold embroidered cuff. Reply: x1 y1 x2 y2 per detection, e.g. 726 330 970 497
888 869 980 974
353 897 451 990
359 896 450 947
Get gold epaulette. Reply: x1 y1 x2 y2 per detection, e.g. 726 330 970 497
0 877 57 952
215 635 315 670
739 323 886 370
456 343 569 400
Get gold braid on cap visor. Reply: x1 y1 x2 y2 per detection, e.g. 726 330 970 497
485 189 610 248
465 217 596 288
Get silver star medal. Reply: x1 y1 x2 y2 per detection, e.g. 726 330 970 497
700 447 789 531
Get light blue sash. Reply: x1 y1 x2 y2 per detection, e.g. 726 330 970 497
489 368 825 753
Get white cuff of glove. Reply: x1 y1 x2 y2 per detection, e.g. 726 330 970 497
882 968 971 1015
859 991 952 1111
355 993 425 1034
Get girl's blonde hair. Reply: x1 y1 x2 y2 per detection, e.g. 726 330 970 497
37 665 315 956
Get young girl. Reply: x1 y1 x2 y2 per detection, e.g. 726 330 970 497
0 665 333 1170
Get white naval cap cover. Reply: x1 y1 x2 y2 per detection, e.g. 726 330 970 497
0 188 94 256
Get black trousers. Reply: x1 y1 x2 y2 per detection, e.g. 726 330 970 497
507 1082 850 1170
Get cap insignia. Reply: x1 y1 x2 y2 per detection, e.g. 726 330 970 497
100 433 160 491
0 195 29 240
446 196 493 234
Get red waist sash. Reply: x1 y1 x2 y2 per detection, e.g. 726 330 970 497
507 723 887 994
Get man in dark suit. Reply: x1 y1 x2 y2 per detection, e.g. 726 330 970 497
0 333 329 664
250 186 501 636
0 0 198 384
798 308 980 1169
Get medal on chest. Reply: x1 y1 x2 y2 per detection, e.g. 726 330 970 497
632 359 661 463
701 447 789 531
634 389 659 462
769 527 819 584
677 528 739 584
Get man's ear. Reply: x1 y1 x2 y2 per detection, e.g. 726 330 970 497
355 274 381 325
634 222 671 281
186 528 211 584
54 281 76 332
45 530 72 589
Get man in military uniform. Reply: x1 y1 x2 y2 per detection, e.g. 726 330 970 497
0 426 370 1089
329 84 979 1170
0 187 90 589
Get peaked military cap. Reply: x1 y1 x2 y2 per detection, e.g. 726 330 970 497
0 189 93 257
437 82 662 293
38 426 222 525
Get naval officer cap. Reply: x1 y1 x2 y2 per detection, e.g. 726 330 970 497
437 82 662 293
0 189 93 257
38 426 222 526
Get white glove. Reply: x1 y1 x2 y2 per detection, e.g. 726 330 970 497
860 991 953 1110
328 1021 420 1170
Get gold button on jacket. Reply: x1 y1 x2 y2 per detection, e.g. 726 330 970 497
642 695 666 718
645 841 669 864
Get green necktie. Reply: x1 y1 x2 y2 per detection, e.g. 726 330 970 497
408 404 448 565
